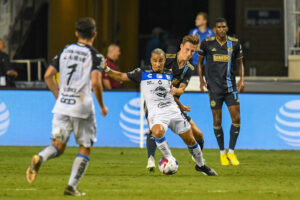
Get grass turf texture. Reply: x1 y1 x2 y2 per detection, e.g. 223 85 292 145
0 147 299 200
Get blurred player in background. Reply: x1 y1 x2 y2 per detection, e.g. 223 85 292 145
0 38 18 87
102 44 122 90
26 17 108 196
189 12 215 69
198 18 244 166
146 35 205 171
103 48 217 176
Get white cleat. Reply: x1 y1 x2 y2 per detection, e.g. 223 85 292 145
146 155 156 172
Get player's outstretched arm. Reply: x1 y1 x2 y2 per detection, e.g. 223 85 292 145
237 58 245 92
91 70 108 116
198 55 207 92
44 66 59 99
103 65 131 82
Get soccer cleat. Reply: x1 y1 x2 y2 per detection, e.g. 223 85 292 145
26 155 42 184
64 186 86 196
220 153 230 166
195 165 218 176
227 153 240 166
146 155 156 172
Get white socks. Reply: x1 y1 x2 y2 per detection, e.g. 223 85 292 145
38 145 59 163
188 143 205 167
220 150 226 155
220 149 235 155
68 154 90 189
154 136 172 158
228 149 234 154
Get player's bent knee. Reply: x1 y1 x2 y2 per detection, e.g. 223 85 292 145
232 115 240 124
51 139 66 156
151 124 165 139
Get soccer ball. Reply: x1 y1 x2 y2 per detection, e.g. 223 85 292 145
158 157 178 175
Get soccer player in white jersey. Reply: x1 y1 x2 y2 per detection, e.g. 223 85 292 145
26 17 108 196
103 48 217 176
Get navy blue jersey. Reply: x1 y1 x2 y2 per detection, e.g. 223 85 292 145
199 36 243 94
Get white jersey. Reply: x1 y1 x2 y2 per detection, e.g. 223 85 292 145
50 42 104 119
127 66 181 117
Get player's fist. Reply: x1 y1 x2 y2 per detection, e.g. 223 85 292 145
237 79 244 93
170 85 177 95
200 80 207 93
100 106 109 116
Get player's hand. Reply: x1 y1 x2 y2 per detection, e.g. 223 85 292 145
200 80 207 93
170 85 178 95
102 59 108 69
237 79 245 92
181 105 191 112
100 106 109 116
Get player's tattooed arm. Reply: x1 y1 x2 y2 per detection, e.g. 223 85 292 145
236 58 245 92
170 83 186 97
174 96 191 112
198 55 207 92
44 66 59 99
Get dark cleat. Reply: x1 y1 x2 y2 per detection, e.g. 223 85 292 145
64 185 86 196
195 165 218 176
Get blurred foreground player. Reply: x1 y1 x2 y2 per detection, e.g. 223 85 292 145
198 18 244 166
26 17 108 196
146 35 205 171
103 48 217 176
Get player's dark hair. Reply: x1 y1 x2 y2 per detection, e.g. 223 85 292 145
215 18 227 25
151 48 166 57
182 35 200 46
197 12 208 20
76 17 96 39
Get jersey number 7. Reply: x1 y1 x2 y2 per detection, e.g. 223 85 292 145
67 64 77 85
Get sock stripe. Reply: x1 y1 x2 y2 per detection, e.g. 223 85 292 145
154 136 166 143
76 154 90 161
232 123 240 127
188 143 199 149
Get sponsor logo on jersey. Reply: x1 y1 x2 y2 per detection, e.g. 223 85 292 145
157 74 163 79
213 54 231 62
154 86 167 98
0 101 10 137
119 98 148 144
275 100 300 147
211 48 217 52
158 101 172 108
147 81 154 85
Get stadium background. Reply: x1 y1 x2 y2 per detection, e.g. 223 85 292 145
0 0 299 149
1 1 300 200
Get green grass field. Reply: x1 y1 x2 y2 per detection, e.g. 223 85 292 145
0 146 299 200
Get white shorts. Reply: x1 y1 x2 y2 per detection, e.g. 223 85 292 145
51 114 97 147
148 110 191 135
